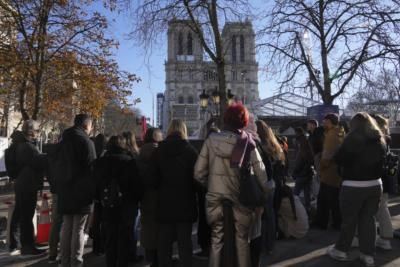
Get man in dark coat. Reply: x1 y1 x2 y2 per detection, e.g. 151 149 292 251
12 120 45 256
8 130 24 254
307 119 324 198
58 114 96 267
307 119 324 159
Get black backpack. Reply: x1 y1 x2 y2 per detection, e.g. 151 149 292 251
4 143 20 180
100 177 123 209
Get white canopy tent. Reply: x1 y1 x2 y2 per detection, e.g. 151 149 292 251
252 92 322 117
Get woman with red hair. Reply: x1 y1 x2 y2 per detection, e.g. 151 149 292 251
194 103 269 267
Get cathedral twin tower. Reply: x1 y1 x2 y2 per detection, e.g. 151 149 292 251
158 19 259 135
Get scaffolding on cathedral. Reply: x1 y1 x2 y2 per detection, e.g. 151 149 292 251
252 92 322 117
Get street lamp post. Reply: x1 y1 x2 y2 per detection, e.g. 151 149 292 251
199 87 235 121
241 70 248 104
211 87 220 117
199 89 209 111
227 89 235 106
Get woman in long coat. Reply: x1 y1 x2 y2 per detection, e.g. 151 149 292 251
194 103 269 267
150 120 198 267
137 128 163 267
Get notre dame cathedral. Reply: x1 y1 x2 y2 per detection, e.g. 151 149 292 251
157 19 259 136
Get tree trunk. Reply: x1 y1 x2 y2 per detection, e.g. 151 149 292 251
322 91 333 104
32 72 43 120
19 79 30 121
209 0 227 128
0 99 10 137
319 0 332 105
216 61 227 127
32 0 50 121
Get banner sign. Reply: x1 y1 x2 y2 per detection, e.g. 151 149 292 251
307 104 339 124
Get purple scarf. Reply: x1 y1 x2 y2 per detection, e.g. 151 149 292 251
230 130 256 168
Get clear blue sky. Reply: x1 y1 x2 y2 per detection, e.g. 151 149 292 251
94 1 275 125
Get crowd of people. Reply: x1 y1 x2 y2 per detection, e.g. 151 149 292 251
4 103 397 267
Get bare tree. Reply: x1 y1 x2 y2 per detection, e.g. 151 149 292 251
259 0 400 104
127 0 251 125
348 64 400 125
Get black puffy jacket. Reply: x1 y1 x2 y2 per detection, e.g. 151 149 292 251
14 134 44 193
334 129 386 182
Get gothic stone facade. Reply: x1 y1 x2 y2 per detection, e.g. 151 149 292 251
161 20 259 135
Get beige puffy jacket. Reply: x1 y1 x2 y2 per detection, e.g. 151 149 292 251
320 126 345 188
194 131 269 209
194 131 269 267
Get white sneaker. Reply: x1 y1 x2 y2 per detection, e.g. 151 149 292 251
376 237 392 250
352 237 359 247
9 249 21 256
360 253 375 267
327 245 351 261
84 233 89 245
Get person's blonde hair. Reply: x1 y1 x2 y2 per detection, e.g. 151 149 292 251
350 112 386 144
167 119 188 139
370 114 390 135
255 120 285 162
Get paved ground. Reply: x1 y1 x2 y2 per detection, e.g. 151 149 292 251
0 192 400 266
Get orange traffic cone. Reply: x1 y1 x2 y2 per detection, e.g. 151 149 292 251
36 193 51 244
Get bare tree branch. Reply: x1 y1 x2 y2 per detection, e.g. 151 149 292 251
258 0 400 104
